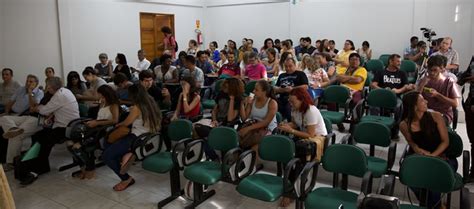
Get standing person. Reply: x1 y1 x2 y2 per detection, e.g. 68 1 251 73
399 91 455 209
160 26 177 58
94 53 114 77
274 58 309 121
103 84 161 191
417 55 460 125
404 36 419 60
0 68 22 113
334 40 356 68
113 53 132 80
19 77 80 185
357 41 372 65
458 56 474 180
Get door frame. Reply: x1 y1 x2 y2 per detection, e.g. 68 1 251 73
139 12 175 59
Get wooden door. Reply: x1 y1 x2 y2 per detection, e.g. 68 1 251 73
140 13 174 61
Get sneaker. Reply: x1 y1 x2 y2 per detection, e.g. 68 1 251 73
3 127 24 139
20 172 38 186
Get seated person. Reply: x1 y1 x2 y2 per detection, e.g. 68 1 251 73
244 52 267 81
217 50 241 79
399 91 455 209
113 73 133 105
197 50 217 86
274 58 309 121
103 84 161 191
171 76 201 121
0 68 22 113
408 41 428 69
69 85 120 179
153 54 178 85
303 55 330 101
417 55 460 125
94 53 113 77
239 80 278 153
334 40 356 68
0 75 44 171
431 37 459 76
138 71 171 110
336 53 367 105
315 53 337 82
371 54 415 96
132 49 151 80
80 67 108 118
182 55 205 87
113 53 132 80
66 71 88 98
262 48 280 79
215 49 228 70
18 77 80 185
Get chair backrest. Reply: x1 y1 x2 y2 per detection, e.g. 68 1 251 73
399 155 456 193
322 85 350 105
167 119 193 141
214 78 226 95
367 88 398 109
322 144 368 178
208 127 239 153
323 116 333 134
259 135 295 164
445 130 464 158
400 60 416 73
365 60 385 74
245 80 257 96
276 112 283 124
365 73 374 87
379 54 391 67
353 121 391 147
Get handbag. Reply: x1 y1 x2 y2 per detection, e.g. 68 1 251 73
238 120 269 149
107 126 130 144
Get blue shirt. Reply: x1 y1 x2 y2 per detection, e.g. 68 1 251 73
10 87 44 114
196 60 214 74
211 50 220 63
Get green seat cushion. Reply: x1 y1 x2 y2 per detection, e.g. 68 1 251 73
321 111 345 124
367 156 388 178
400 204 426 209
202 100 216 109
361 115 395 128
184 161 222 185
408 77 416 84
142 152 174 173
305 187 358 209
237 174 283 202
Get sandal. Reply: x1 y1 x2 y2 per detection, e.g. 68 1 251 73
120 153 136 175
113 178 135 191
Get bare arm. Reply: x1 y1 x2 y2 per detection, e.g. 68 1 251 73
117 105 139 127
182 94 200 114
430 112 450 157
244 99 277 131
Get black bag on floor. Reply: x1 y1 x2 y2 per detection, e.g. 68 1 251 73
294 140 317 162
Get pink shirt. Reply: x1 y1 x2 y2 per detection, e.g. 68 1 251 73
422 77 460 122
245 63 267 80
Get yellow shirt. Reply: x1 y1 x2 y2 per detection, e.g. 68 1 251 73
335 50 356 67
336 66 367 91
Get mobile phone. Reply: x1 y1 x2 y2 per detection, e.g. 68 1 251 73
423 87 432 93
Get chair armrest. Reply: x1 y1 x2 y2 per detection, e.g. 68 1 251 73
376 174 396 196
297 161 319 198
182 139 205 166
460 186 471 209
343 97 352 119
234 149 257 182
171 138 194 168
463 150 470 183
222 148 242 180
399 144 410 167
361 171 373 195
340 134 352 145
283 158 301 193
325 133 335 151
387 142 397 171
352 99 366 123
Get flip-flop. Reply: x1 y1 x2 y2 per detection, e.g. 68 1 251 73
113 178 135 191
120 154 136 175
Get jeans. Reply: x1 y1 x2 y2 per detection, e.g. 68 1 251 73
103 134 136 181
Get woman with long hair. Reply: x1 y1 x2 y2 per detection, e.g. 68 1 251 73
66 71 87 97
302 56 330 101
263 48 280 78
103 84 161 191
334 40 356 68
160 26 176 59
113 53 132 80
70 85 120 179
171 76 201 120
399 91 455 209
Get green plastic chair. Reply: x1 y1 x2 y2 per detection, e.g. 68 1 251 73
202 79 226 110
296 144 373 209
399 155 470 209
319 85 352 128
343 121 397 179
142 119 194 208
400 60 417 84
244 80 257 97
356 88 400 130
276 112 283 124
21 142 42 162
365 59 385 74
236 135 299 203
379 54 391 67
322 116 336 148
182 127 242 208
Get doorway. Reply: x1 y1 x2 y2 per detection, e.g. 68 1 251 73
139 13 175 61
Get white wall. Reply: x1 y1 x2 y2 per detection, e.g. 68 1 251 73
2 0 62 85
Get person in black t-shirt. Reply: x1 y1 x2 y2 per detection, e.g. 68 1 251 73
274 58 309 121
138 71 171 110
371 54 415 96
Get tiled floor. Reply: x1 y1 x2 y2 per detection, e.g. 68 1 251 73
5 122 474 209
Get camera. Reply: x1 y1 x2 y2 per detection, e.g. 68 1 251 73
420 28 437 41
